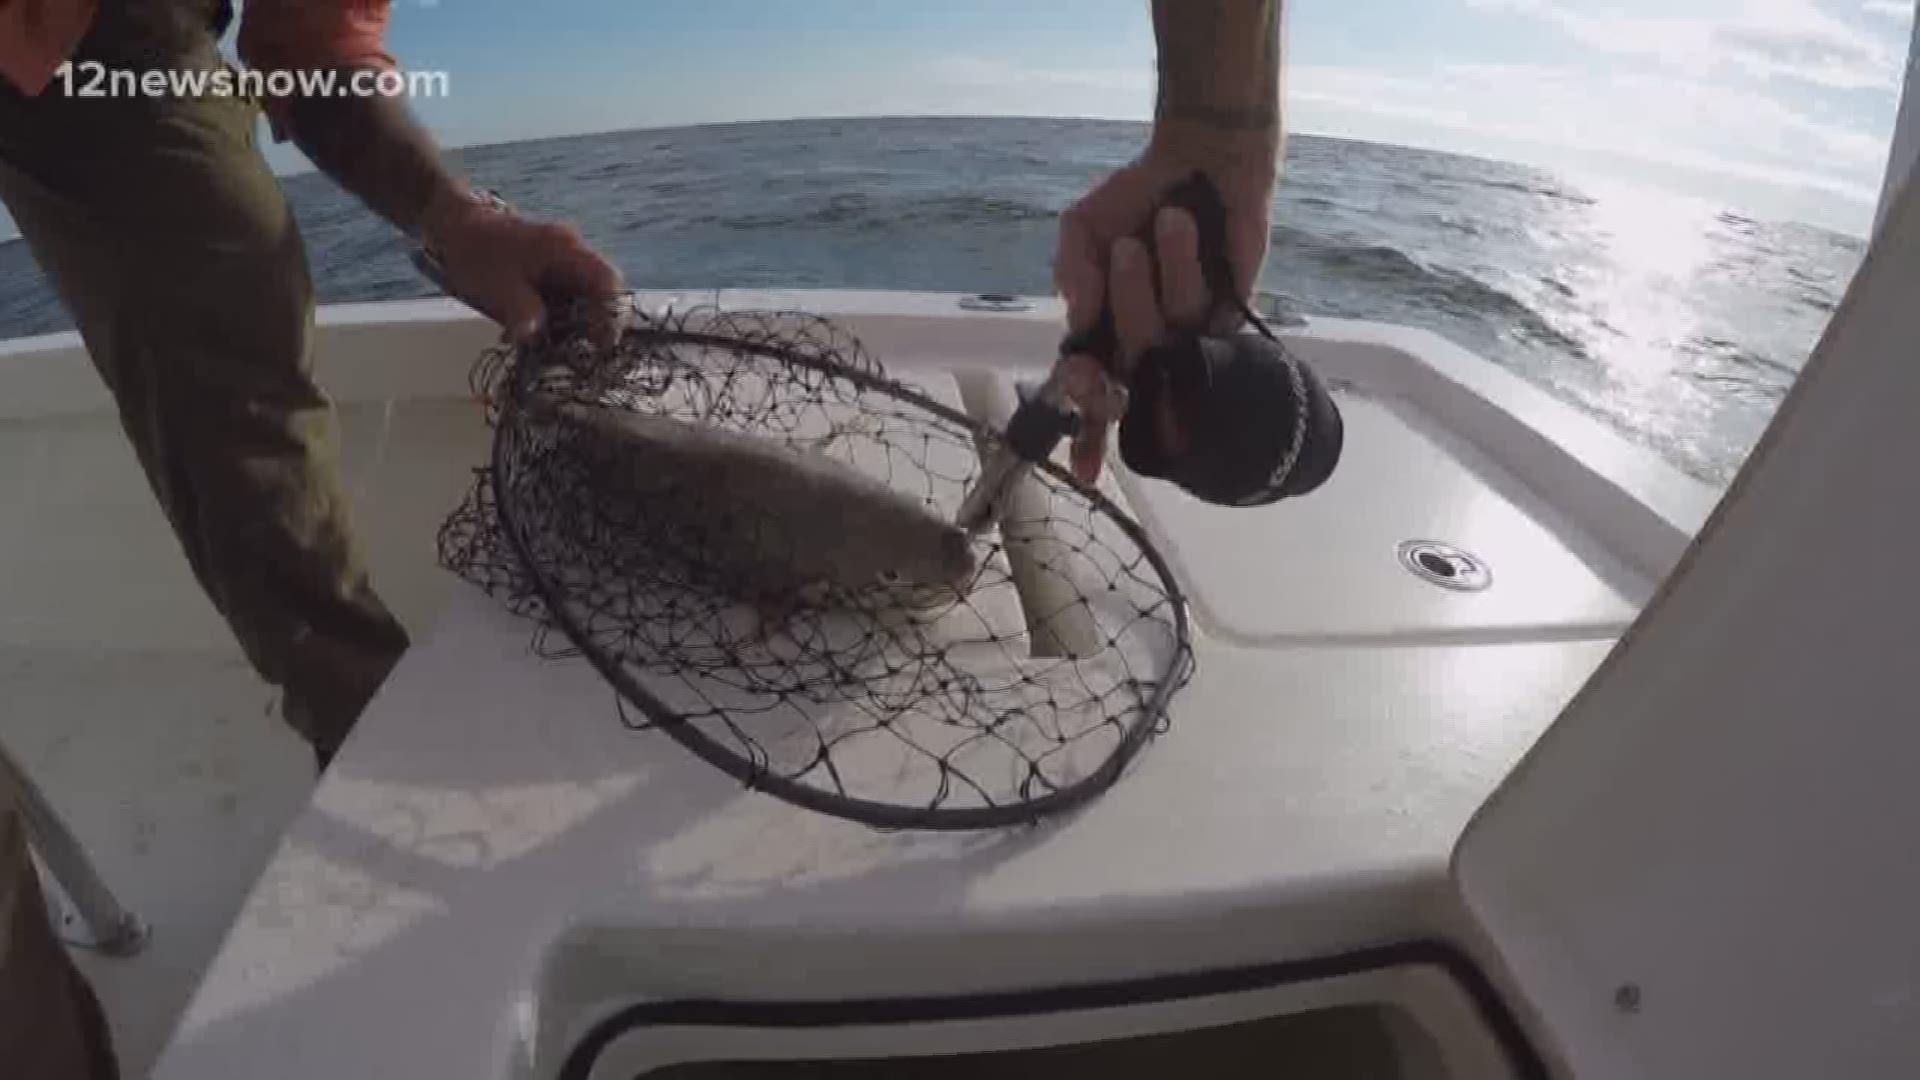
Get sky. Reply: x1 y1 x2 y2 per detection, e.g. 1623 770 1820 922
0 1 1907 239
233 0 1916 236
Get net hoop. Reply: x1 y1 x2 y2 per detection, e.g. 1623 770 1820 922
449 303 1197 831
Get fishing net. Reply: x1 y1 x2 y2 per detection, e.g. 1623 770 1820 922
438 297 1195 830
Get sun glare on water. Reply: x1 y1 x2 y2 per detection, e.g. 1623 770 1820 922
1515 172 1768 482
1575 177 1722 382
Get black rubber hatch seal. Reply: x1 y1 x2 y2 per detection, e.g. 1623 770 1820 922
557 938 1548 1080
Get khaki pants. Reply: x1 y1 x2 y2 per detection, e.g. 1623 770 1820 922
0 2 410 1074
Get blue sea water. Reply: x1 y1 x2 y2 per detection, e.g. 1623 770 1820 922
0 116 1866 486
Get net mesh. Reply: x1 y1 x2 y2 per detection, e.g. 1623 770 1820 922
438 299 1195 829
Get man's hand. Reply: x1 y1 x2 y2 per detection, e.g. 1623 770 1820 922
420 191 625 351
280 88 623 351
1053 128 1277 484
1050 0 1285 485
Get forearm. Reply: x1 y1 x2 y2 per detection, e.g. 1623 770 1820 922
282 81 470 240
1149 0 1284 168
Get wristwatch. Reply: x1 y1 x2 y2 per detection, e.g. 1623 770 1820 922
408 187 511 295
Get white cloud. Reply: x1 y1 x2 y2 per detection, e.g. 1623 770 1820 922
1288 61 1886 205
1467 0 1717 68
895 56 1157 121
920 56 1151 99
1470 0 1905 91
1862 0 1912 20
1722 0 1906 87
903 44 1893 229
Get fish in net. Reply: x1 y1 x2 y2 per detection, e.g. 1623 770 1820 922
437 298 1196 830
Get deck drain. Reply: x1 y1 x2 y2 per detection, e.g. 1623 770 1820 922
1397 540 1492 592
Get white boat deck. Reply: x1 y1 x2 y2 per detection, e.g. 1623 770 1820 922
1 355 497 1074
0 291 1718 1078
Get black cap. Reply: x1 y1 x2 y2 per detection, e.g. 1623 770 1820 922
1118 330 1344 507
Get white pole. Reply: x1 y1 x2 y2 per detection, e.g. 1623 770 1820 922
1873 4 1920 237
0 738 149 956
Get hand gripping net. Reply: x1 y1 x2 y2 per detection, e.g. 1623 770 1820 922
438 300 1196 830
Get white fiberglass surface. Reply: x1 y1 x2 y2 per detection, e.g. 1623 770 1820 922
1120 390 1639 646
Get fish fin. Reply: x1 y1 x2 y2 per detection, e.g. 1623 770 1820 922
749 579 835 642
751 594 795 645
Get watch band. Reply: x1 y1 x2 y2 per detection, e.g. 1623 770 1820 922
409 187 511 294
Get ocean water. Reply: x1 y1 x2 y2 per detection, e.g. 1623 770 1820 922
0 116 1866 487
